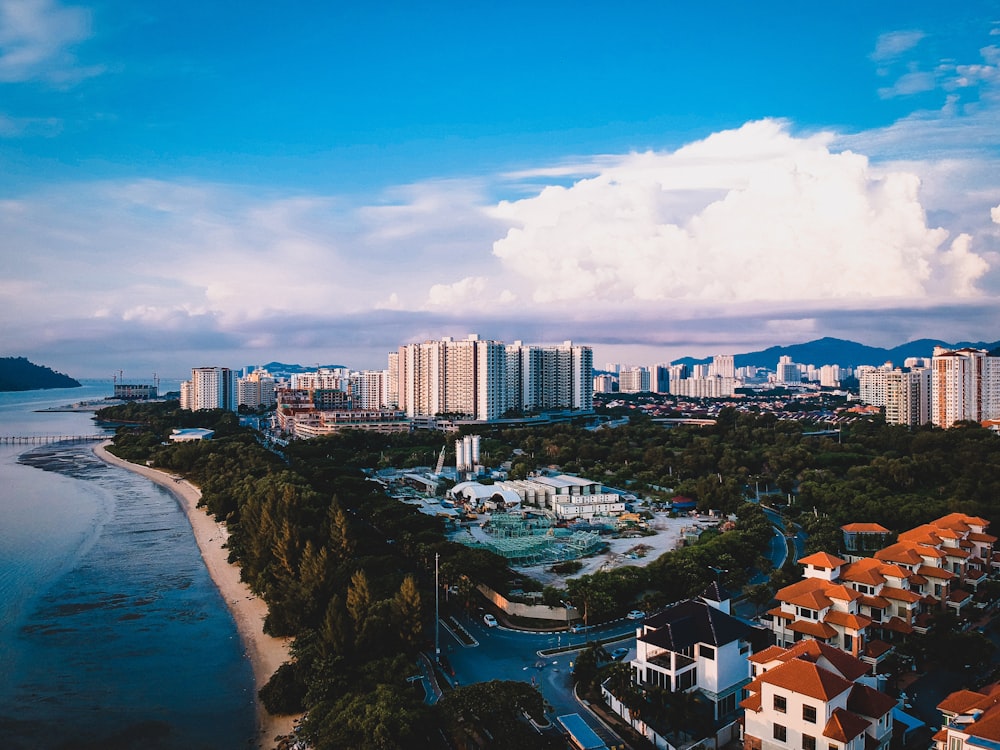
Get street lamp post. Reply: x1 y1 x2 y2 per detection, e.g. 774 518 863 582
435 552 440 664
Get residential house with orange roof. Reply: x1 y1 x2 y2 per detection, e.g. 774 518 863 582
840 523 892 556
933 682 1000 750
767 553 873 659
741 641 894 750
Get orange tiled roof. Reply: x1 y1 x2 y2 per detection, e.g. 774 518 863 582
739 692 762 712
875 543 924 565
767 606 795 621
944 547 971 559
780 640 870 681
859 595 891 609
917 564 954 580
880 586 922 604
824 610 872 630
969 532 997 543
749 645 788 664
756 658 853 702
789 619 839 639
898 526 944 545
827 584 863 602
841 523 891 533
823 707 871 742
776 578 834 610
799 551 848 568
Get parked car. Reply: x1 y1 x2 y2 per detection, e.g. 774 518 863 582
611 647 630 661
627 610 645 620
483 614 498 627
570 623 592 633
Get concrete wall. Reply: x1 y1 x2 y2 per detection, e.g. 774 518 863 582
478 584 580 623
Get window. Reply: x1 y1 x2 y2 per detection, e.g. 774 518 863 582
700 645 715 660
897 606 908 618
829 745 839 750
803 704 817 723
773 723 786 742
949 737 964 750
773 695 787 713
797 606 817 620
803 735 816 750
843 633 853 651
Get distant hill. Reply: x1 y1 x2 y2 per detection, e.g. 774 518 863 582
258 361 346 376
0 357 81 391
674 337 1000 369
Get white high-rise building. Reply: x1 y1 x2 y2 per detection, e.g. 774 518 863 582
777 355 801 384
708 354 735 379
885 368 931 427
353 370 391 409
858 363 894 406
618 366 651 393
931 347 1000 428
182 367 236 411
237 369 276 408
395 335 592 421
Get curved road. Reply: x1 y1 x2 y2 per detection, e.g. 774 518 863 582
440 611 636 743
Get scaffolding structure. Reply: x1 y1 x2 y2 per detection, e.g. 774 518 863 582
470 512 605 565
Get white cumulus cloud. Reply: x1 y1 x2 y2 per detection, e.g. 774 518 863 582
490 119 985 308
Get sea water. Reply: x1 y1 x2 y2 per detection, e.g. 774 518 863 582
0 385 255 749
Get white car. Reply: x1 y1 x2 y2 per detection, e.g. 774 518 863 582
627 610 645 620
483 614 498 627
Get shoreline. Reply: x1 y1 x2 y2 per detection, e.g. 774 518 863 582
92 441 298 748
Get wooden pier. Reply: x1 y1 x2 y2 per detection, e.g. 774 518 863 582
0 434 108 445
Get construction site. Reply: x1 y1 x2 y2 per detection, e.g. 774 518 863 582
456 512 606 566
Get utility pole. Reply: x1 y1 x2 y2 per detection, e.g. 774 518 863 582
435 552 440 664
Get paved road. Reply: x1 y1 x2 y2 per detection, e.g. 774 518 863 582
440 610 636 742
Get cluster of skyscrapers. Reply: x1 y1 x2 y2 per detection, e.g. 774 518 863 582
180 335 595 437
858 346 1000 428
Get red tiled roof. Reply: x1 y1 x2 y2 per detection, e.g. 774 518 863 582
823 707 871 742
767 606 795 621
880 617 914 635
969 532 997 543
949 589 973 604
848 682 896 719
862 640 893 659
938 688 992 715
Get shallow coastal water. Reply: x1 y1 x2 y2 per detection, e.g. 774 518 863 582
0 386 255 749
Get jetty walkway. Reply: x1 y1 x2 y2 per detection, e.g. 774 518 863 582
0 434 108 445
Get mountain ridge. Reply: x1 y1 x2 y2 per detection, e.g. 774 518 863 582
0 357 82 391
671 337 1000 369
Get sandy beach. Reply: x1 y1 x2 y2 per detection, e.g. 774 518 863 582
93 441 298 748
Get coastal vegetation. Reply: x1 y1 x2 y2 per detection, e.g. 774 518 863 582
96 401 1000 748
0 356 80 391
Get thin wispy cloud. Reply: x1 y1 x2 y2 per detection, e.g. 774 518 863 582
0 0 101 84
872 30 926 63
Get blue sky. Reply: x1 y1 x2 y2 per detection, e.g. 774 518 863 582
2 1 999 378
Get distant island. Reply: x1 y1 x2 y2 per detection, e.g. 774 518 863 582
0 357 81 391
